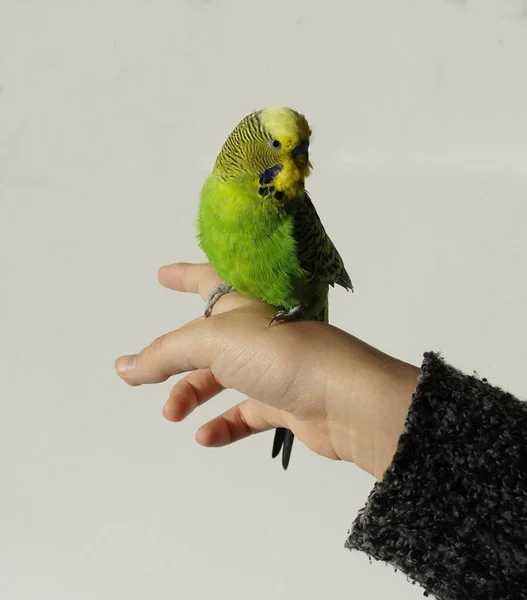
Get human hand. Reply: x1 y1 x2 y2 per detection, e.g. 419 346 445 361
115 263 419 480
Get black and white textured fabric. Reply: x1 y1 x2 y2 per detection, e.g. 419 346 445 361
346 352 527 600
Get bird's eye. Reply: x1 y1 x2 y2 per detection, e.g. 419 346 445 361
269 140 282 150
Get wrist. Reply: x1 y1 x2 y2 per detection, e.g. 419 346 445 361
335 356 419 480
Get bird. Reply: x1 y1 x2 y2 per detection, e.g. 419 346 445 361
196 107 352 469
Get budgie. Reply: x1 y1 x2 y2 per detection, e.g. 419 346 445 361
197 107 352 470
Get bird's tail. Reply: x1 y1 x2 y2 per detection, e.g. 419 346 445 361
272 427 294 470
318 302 329 323
272 301 328 470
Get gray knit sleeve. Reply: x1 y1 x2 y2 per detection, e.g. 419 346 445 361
345 352 527 600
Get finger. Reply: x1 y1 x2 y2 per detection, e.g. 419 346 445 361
157 263 221 300
114 320 214 385
195 398 284 447
163 369 224 422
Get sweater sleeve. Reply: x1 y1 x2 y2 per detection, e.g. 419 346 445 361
345 352 527 600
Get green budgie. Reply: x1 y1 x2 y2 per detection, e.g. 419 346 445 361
197 107 352 469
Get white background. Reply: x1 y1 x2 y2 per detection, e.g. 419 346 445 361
1 1 526 598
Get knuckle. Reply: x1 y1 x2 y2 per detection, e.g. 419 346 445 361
139 333 170 373
136 333 170 382
151 333 170 358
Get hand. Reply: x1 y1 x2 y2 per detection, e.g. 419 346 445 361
115 263 419 480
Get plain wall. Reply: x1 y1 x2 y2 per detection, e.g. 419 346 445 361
1 1 526 598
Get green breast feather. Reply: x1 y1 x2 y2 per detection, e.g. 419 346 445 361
197 174 351 318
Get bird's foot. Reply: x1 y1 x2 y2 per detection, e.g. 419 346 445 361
204 282 235 318
268 304 306 327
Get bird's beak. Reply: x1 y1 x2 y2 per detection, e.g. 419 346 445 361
291 140 310 166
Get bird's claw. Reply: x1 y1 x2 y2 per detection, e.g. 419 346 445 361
268 305 305 327
203 282 235 318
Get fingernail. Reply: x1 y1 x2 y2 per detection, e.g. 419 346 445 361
116 354 137 375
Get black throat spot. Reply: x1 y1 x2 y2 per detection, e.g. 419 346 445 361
258 185 284 201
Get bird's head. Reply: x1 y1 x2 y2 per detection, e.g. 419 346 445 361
214 107 312 196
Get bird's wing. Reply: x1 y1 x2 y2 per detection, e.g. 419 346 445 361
292 192 353 291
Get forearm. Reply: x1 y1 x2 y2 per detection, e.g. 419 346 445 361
346 352 527 599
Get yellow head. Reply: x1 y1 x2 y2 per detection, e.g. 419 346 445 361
214 107 312 196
